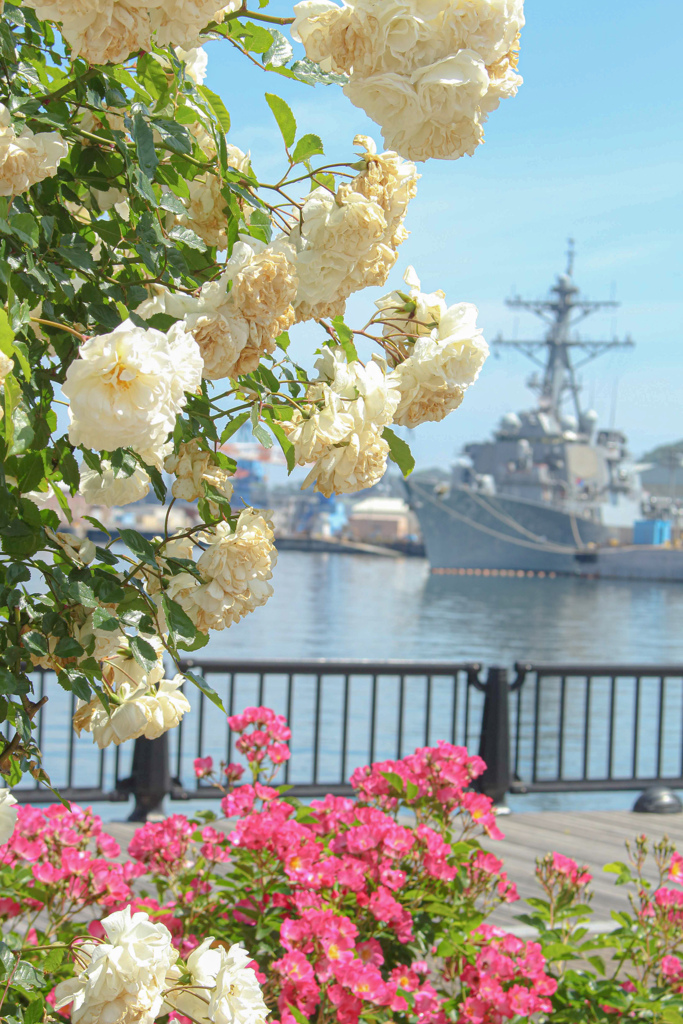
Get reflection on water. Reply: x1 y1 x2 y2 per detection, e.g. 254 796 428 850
211 552 683 665
26 553 683 817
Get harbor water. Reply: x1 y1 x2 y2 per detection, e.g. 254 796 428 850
31 552 683 818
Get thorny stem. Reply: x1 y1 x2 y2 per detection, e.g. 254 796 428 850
40 68 98 106
243 8 295 24
30 317 86 342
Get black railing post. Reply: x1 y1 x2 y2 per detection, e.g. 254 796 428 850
476 666 512 807
118 733 171 822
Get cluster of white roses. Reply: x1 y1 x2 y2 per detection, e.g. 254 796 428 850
292 0 524 161
25 0 241 66
54 907 269 1024
165 439 234 510
378 266 490 427
284 347 400 497
280 268 488 494
73 638 190 748
289 135 418 321
164 509 277 634
0 103 68 197
138 237 297 381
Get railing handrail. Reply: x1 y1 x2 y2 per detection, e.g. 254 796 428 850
514 662 683 676
181 658 483 676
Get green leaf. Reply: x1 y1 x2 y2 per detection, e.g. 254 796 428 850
25 997 46 1024
21 632 48 657
40 948 65 973
167 225 207 251
264 30 294 68
220 411 250 443
132 108 158 179
162 595 197 649
292 133 324 165
129 635 159 674
331 316 358 361
54 636 84 659
185 669 225 712
118 528 157 566
11 960 45 990
286 1004 310 1024
151 118 191 155
0 308 30 380
265 93 296 150
83 515 110 537
264 411 295 472
252 422 273 449
199 86 231 132
383 427 415 478
91 607 120 632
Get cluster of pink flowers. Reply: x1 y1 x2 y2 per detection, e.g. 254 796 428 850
227 705 292 764
662 955 683 992
456 925 558 1022
0 708 567 1024
350 741 502 838
535 850 592 905
550 852 592 887
465 851 518 905
274 909 442 1024
0 804 142 920
128 814 196 875
193 756 245 783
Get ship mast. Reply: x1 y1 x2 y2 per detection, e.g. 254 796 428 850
493 241 634 425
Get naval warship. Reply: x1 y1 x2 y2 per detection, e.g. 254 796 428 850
406 243 683 582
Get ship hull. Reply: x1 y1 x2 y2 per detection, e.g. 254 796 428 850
407 482 683 582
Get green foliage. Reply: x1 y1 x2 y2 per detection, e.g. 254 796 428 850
0 0 417 792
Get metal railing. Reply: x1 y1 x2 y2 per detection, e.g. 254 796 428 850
510 663 683 793
9 659 683 818
176 659 483 799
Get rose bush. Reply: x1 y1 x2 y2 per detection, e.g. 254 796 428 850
0 0 522 792
1 712 683 1023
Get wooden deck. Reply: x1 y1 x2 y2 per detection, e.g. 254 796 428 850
104 810 683 934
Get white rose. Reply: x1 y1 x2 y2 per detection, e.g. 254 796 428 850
77 682 152 748
0 789 18 846
62 319 202 454
432 301 489 386
315 347 400 428
304 426 390 497
165 939 268 1024
79 460 151 507
442 0 525 65
0 103 68 197
411 50 489 124
177 172 229 249
382 115 484 162
142 675 191 739
175 45 208 84
191 510 277 632
376 265 447 343
26 0 153 65
284 385 357 464
291 1 344 68
54 908 178 1024
165 439 234 505
344 72 422 136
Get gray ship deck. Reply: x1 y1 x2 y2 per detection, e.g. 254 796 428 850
103 809 683 933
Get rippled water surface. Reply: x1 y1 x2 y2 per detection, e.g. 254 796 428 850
31 552 683 816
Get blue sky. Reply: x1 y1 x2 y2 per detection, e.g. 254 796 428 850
205 0 683 470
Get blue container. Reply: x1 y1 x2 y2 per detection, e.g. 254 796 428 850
633 519 672 545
